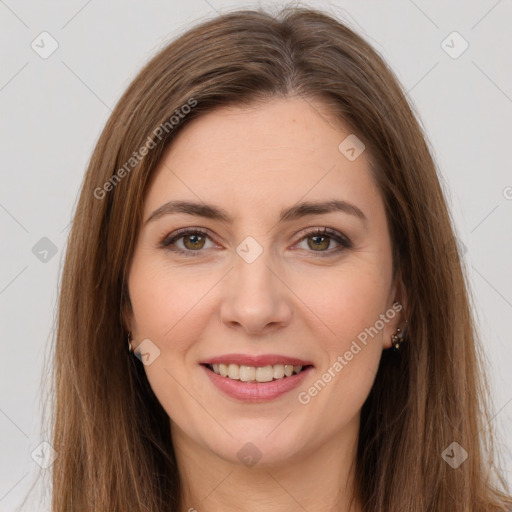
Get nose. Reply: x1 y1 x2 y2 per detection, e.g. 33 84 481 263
219 245 293 336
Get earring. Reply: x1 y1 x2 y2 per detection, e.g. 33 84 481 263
391 321 408 352
127 332 132 353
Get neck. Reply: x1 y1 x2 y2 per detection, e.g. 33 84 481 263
172 417 362 512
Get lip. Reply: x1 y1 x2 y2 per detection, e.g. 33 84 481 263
201 360 314 403
200 353 313 367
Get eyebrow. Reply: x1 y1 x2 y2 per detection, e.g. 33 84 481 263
144 199 367 226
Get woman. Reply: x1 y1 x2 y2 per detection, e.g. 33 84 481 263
49 6 512 511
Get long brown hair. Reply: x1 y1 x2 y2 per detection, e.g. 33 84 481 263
47 6 511 511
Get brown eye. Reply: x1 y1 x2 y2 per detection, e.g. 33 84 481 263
160 228 215 257
182 233 206 250
295 228 352 257
307 235 331 251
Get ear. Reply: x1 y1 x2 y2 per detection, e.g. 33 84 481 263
382 272 408 349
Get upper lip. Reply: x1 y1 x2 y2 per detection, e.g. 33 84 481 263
201 353 314 367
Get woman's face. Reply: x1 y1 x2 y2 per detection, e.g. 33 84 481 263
126 96 402 467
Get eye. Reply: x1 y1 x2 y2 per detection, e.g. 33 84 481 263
294 227 352 257
160 228 217 257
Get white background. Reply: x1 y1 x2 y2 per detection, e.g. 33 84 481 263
1 1 511 509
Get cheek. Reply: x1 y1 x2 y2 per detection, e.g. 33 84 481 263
293 263 392 405
292 275 388 431
127 261 218 432
295 262 392 349
128 259 211 349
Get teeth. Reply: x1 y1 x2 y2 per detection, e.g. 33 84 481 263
255 365 273 382
273 364 285 379
239 365 255 382
209 363 304 382
227 363 240 380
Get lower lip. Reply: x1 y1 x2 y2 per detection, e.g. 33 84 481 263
202 365 313 402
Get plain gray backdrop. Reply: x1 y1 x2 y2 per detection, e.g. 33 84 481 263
1 0 511 510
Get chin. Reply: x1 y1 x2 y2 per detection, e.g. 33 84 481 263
199 417 312 468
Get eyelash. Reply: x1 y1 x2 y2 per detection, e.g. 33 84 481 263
159 227 352 258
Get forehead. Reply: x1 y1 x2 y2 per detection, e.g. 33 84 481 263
143 97 383 224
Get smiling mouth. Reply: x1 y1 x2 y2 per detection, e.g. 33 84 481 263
203 363 312 383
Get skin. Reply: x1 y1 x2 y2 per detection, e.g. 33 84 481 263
126 96 405 512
